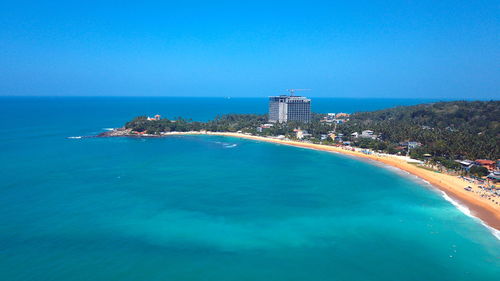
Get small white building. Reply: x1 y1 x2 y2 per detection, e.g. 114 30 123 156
147 114 161 121
361 130 374 136
359 130 378 140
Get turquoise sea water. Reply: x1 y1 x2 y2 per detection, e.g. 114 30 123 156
0 97 498 281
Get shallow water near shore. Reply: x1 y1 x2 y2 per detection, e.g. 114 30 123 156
0 97 499 281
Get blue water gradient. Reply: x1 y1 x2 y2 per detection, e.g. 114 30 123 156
0 97 498 281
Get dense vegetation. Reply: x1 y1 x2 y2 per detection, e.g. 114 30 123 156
125 113 332 137
339 101 499 160
124 101 499 162
125 114 267 133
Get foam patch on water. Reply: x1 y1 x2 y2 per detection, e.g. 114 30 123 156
103 128 114 131
214 141 238 148
67 136 82 139
439 191 500 240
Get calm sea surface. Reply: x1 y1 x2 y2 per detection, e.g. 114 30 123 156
0 97 498 281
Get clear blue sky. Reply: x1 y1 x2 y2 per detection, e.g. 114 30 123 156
1 0 498 98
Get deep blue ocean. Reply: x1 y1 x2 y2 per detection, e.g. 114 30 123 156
0 97 498 281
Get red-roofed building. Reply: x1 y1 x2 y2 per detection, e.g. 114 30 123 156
475 159 496 171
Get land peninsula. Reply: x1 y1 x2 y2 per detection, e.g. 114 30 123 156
99 101 500 230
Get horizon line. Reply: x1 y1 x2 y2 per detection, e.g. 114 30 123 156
0 95 493 101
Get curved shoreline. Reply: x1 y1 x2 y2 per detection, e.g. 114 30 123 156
158 131 500 231
97 129 500 231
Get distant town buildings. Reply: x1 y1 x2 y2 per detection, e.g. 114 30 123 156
269 95 311 123
335 113 350 118
320 113 350 124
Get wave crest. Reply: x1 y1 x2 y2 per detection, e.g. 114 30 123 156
439 191 500 240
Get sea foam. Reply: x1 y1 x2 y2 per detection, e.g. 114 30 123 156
362 157 500 240
439 191 500 240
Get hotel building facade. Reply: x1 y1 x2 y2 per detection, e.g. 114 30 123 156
268 95 311 123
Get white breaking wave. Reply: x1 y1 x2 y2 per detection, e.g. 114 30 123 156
440 191 473 217
439 191 500 240
367 161 499 239
103 128 114 131
483 223 500 240
67 136 82 139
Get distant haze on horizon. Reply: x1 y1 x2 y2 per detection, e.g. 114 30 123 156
1 1 498 99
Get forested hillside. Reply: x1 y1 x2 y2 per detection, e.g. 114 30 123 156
340 101 499 160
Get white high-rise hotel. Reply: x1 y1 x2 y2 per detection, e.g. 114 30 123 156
268 95 311 123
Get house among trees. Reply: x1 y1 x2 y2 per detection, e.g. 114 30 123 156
400 141 422 149
350 130 378 140
455 160 475 171
147 114 161 121
294 129 311 140
256 123 273 132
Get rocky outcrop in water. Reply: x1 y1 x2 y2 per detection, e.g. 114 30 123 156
97 128 133 137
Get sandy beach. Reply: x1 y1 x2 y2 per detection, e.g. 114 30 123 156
161 131 500 231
